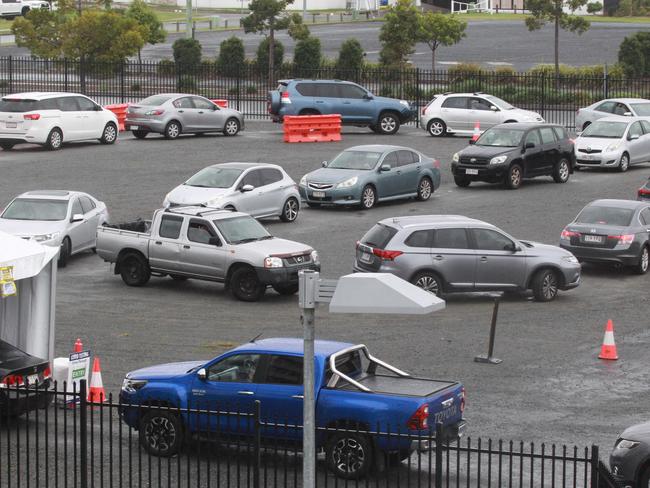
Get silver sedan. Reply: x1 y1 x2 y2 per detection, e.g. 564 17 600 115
575 98 650 132
125 94 244 139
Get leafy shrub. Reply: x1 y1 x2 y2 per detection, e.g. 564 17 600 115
448 62 483 78
172 38 202 70
293 37 322 75
217 36 245 77
245 85 257 94
177 75 197 92
336 38 364 79
256 38 284 76
618 32 650 77
157 58 176 76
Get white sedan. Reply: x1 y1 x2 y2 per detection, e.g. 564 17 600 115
0 190 109 266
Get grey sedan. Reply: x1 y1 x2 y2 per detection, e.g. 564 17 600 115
298 145 441 210
125 94 244 139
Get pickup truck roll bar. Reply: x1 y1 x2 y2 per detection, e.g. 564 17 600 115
326 344 411 393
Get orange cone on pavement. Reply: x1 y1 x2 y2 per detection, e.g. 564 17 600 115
88 358 106 402
598 319 618 360
471 121 481 142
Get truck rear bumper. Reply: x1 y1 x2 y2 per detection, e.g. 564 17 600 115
410 419 468 452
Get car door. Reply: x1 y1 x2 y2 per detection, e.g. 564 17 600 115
233 169 265 216
259 168 287 216
56 96 84 140
79 195 100 250
66 197 87 253
337 83 374 123
191 96 222 132
180 218 228 278
440 96 470 131
468 97 502 129
395 150 421 195
626 121 646 164
470 227 527 289
171 96 197 131
374 151 401 198
75 96 102 139
521 129 545 176
431 228 476 290
537 127 559 174
148 214 184 273
312 83 340 117
613 102 632 117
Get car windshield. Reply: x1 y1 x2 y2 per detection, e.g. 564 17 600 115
476 128 524 147
581 121 627 139
575 206 634 227
1 199 68 221
0 99 38 112
630 103 650 116
328 151 382 170
213 216 272 244
185 167 243 188
138 95 173 106
485 95 514 110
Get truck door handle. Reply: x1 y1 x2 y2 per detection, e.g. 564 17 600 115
480 257 488 262
155 241 162 245
291 395 304 399
433 255 443 261
183 245 190 249
238 391 254 396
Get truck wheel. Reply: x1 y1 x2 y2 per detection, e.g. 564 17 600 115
531 268 559 302
325 432 373 480
272 284 299 295
132 130 148 139
454 176 471 188
119 253 151 286
230 267 265 302
638 467 650 488
58 237 71 268
139 410 183 457
504 164 523 189
0 142 15 151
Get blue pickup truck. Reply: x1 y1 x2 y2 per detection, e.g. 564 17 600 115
120 338 466 479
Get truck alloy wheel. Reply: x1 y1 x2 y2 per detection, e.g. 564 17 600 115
325 433 373 479
139 411 182 457
505 164 522 189
412 271 443 297
230 267 264 301
378 113 400 135
119 253 151 286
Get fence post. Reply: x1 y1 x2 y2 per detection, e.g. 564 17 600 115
79 380 89 488
80 57 86 94
64 58 69 92
590 445 599 488
253 400 261 488
539 72 546 121
435 422 443 488
603 64 609 99
415 67 421 126
236 64 241 112
120 61 125 103
8 55 13 93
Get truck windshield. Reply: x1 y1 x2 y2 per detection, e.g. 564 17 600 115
328 151 382 170
476 128 524 147
1 199 68 221
213 216 271 244
185 167 243 188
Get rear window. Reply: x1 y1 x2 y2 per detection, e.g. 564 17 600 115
361 224 397 250
0 99 39 112
575 206 634 227
138 95 173 106
295 83 316 96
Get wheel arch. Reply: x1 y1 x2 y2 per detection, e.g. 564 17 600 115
225 261 256 287
409 268 447 292
115 248 147 275
634 455 650 486
525 265 565 290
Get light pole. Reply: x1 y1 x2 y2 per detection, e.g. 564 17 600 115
186 0 193 39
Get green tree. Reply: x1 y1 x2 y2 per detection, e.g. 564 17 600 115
417 12 466 71
172 37 202 70
525 0 591 78
11 0 76 59
336 38 364 79
125 0 166 63
217 36 246 77
586 1 602 12
378 0 420 68
618 31 650 77
293 36 321 75
256 37 284 76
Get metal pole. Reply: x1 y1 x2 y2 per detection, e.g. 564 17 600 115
79 380 88 488
474 295 502 364
299 270 318 488
186 0 193 39
303 0 307 19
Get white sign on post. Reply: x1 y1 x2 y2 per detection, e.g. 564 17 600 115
64 350 90 404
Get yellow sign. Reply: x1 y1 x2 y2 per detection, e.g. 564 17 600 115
0 266 17 298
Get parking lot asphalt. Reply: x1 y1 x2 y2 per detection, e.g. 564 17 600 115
2 121 649 451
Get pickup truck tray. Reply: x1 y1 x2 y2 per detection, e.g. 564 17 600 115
336 374 457 397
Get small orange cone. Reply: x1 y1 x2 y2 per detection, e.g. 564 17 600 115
74 338 83 353
598 320 618 360
471 121 481 142
87 358 106 403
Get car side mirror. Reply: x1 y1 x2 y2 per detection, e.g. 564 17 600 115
490 105 498 111
208 236 221 247
197 368 207 380
525 142 535 150
70 213 84 223
241 184 254 192
212 104 219 110
629 133 640 141
380 164 391 172
321 161 328 167
505 243 520 252
468 139 476 145
95 105 103 111
364 94 374 100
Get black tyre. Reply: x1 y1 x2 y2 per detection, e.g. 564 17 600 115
325 432 373 480
427 118 446 137
164 120 181 140
634 246 649 275
58 237 71 268
387 450 413 467
0 142 15 151
552 158 570 183
531 268 559 302
45 128 63 150
454 176 471 188
21 6 30 15
618 152 630 172
505 164 523 189
119 252 151 287
223 117 240 136
638 467 650 488
230 266 265 302
170 275 189 281
99 122 118 145
272 284 299 295
132 130 148 139
280 197 299 222
306 202 321 208
139 410 183 457
377 112 400 135
416 177 433 201
368 124 381 134
411 271 444 297
359 185 377 210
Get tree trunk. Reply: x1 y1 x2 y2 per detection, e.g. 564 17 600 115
431 47 436 72
268 28 275 86
554 15 560 88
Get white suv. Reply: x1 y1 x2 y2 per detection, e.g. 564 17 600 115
420 92 544 137
0 0 50 19
0 92 119 151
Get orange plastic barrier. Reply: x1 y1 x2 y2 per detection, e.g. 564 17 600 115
283 114 342 143
104 103 128 131
210 99 229 108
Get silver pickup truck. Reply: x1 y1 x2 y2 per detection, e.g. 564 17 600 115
96 206 320 301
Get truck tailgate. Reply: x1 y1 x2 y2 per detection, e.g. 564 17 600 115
336 374 457 397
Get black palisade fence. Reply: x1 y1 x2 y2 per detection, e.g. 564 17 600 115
1 56 649 129
0 381 622 488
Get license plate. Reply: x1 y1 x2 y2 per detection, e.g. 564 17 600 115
129 125 139 130
465 168 479 175
583 235 603 243
312 191 325 198
581 155 597 160
359 252 372 264
6 122 17 128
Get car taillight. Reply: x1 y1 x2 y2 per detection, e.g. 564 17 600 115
372 248 403 260
407 404 429 430
0 374 25 388
23 113 40 120
460 387 465 413
43 365 52 379
638 187 650 196
421 101 433 115
281 92 291 104
609 234 634 245
145 109 164 116
560 228 580 240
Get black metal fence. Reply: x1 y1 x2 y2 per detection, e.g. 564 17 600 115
0 382 621 488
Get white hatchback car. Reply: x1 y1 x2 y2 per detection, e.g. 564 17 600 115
0 92 119 151
0 190 109 267
420 92 544 137
163 162 301 222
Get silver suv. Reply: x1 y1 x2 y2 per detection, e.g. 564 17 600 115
354 215 581 302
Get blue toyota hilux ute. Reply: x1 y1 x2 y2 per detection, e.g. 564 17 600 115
120 338 466 479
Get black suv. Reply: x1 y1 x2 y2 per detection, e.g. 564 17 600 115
1 340 51 416
451 123 574 189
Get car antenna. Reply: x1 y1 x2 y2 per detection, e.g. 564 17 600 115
249 333 263 343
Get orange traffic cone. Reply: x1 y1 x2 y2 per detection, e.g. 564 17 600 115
74 338 83 353
471 121 481 142
598 319 618 360
87 358 106 403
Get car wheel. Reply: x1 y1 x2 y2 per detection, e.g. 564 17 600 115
377 112 400 135
223 117 240 136
416 177 433 201
325 432 373 480
45 128 63 150
306 202 321 208
58 237 71 268
618 152 629 172
170 274 188 281
132 130 148 139
634 246 649 275
230 266 265 302
427 119 446 137
99 122 118 145
280 197 299 222
531 269 559 302
638 466 650 488
119 252 151 286
359 185 377 210
0 142 15 151
21 6 30 15
272 284 299 295
368 124 381 134
411 271 444 297
552 158 570 183
505 164 523 189
164 120 181 140
454 176 471 188
139 410 183 457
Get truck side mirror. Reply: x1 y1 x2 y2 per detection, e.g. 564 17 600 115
197 368 207 380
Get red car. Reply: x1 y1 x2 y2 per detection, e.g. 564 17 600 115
638 177 650 201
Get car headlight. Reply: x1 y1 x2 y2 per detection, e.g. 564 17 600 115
606 142 621 152
489 155 508 166
452 152 459 163
336 176 358 189
32 232 60 242
562 255 579 264
399 100 410 108
300 175 307 186
616 439 640 450
205 197 224 208
311 250 319 265
121 378 147 393
264 256 283 268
